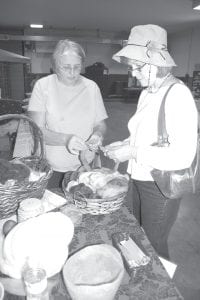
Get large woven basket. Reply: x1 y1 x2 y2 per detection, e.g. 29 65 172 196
0 114 53 219
62 151 127 215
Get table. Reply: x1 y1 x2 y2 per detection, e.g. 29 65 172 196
1 192 183 299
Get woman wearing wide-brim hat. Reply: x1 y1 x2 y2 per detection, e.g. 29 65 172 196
104 24 198 259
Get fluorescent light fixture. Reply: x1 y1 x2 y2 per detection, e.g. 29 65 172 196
193 0 200 10
30 24 43 28
193 4 200 10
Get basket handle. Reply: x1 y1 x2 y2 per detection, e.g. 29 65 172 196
79 150 119 172
74 191 88 208
0 114 45 160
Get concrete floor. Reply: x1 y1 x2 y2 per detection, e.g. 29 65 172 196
103 99 200 300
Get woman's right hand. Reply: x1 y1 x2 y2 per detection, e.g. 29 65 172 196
103 139 133 163
67 135 87 155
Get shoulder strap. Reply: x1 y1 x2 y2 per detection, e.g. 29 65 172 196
157 83 178 145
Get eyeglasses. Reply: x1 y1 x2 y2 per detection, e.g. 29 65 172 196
128 63 146 72
59 65 82 73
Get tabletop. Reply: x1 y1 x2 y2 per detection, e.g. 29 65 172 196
12 118 34 158
1 193 183 300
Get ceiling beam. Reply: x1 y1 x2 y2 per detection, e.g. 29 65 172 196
0 34 123 45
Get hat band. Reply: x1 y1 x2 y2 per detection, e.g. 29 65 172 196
127 40 168 61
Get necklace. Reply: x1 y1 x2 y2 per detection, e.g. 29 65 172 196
147 73 172 94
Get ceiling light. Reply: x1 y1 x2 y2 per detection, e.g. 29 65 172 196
30 24 43 28
193 0 200 10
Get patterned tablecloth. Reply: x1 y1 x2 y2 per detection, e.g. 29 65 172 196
3 202 183 300
68 205 183 300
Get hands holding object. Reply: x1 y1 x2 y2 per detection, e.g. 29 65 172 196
66 134 130 170
103 140 135 163
86 134 103 152
67 134 103 155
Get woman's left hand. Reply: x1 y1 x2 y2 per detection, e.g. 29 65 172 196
104 144 134 163
86 134 102 151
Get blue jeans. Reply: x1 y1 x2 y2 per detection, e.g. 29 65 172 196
126 179 181 259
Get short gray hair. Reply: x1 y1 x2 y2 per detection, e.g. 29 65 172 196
52 39 86 71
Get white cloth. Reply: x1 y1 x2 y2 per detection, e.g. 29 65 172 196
127 83 198 181
28 74 108 172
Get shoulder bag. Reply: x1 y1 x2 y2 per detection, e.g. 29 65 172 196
151 83 200 199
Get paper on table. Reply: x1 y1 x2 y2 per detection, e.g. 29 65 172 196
42 189 68 212
159 256 177 279
41 190 82 226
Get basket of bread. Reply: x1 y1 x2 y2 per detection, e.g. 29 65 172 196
62 150 129 215
0 114 53 219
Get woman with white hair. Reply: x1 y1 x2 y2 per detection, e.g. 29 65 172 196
104 24 198 259
28 39 107 188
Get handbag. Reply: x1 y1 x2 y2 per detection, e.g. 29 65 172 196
151 83 200 199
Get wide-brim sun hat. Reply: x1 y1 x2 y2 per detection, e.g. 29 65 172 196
113 24 176 67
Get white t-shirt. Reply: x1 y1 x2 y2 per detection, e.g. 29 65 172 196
28 74 108 172
127 83 198 181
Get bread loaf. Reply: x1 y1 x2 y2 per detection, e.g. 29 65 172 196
97 177 129 198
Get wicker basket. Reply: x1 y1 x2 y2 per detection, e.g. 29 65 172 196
62 151 127 215
0 114 53 219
